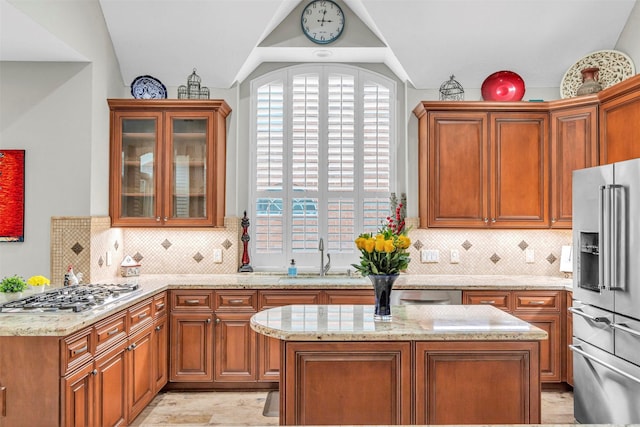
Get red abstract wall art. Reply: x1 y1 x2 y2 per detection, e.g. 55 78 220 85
0 150 25 242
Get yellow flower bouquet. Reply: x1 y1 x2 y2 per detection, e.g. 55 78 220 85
352 199 411 276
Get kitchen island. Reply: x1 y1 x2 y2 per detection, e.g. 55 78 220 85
251 304 547 426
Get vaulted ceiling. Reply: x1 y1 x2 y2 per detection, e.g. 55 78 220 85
1 0 638 90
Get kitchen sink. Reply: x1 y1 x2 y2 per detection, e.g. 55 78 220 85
277 275 368 285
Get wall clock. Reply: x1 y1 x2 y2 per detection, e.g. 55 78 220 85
301 0 345 44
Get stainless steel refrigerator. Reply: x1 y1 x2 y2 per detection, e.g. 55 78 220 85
572 158 640 424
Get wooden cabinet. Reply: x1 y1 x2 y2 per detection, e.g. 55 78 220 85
127 324 155 421
152 313 169 392
257 290 322 381
599 75 640 164
282 341 412 426
62 360 95 427
549 101 598 227
108 99 230 227
414 103 549 228
213 290 257 383
169 290 214 382
415 341 540 424
324 289 376 304
93 340 128 427
463 289 564 383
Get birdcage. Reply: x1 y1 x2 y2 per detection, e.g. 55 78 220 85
439 75 464 101
187 69 202 99
177 85 188 99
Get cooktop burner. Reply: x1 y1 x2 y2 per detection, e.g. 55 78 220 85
0 283 141 313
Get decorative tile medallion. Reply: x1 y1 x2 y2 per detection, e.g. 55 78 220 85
490 253 501 264
133 252 144 263
518 240 529 251
546 253 557 264
114 240 119 251
462 240 472 251
161 239 172 250
193 252 204 263
71 242 84 255
98 256 104 267
413 240 423 251
222 239 233 250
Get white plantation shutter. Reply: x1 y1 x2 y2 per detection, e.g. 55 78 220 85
251 66 395 269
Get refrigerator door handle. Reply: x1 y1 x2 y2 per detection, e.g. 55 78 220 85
568 306 610 323
611 322 640 338
598 185 610 290
570 344 640 385
610 184 626 291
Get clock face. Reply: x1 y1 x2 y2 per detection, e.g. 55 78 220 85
301 0 345 44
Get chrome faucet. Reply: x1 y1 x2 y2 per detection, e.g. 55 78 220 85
319 238 331 276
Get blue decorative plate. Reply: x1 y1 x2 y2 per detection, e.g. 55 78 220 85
130 75 167 99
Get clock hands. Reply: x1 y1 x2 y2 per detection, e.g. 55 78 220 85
316 8 333 27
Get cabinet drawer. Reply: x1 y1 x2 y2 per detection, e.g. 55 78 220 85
215 290 257 311
513 291 562 312
258 290 322 309
61 327 94 375
463 291 511 311
171 290 214 311
129 298 154 333
153 292 168 318
94 309 127 354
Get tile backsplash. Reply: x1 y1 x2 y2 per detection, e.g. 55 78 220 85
51 216 572 284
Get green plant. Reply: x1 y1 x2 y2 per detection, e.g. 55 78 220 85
0 275 28 293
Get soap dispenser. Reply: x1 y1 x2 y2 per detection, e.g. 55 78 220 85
288 259 297 277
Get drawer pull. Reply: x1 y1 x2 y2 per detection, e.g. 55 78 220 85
229 299 244 305
185 299 201 305
155 303 165 310
107 328 120 336
527 300 546 305
479 300 496 304
72 345 88 356
1 386 6 417
137 312 148 319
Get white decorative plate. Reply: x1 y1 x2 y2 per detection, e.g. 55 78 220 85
560 50 635 99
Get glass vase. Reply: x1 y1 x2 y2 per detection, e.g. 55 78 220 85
369 274 399 321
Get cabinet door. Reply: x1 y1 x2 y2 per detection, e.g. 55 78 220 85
164 111 216 226
491 112 549 227
324 289 376 304
550 105 598 228
426 111 490 227
152 315 169 392
516 314 562 383
257 291 322 381
94 341 127 427
109 111 163 226
127 325 155 422
214 312 257 382
170 312 214 382
566 291 573 386
415 341 540 424
600 89 640 164
62 362 95 427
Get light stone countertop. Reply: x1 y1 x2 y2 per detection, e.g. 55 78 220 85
250 304 548 341
0 273 572 337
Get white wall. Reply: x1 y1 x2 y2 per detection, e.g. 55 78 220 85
0 0 122 280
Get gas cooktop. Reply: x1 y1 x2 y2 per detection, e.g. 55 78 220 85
0 283 141 313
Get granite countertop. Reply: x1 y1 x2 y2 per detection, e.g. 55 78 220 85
0 273 572 337
250 304 548 341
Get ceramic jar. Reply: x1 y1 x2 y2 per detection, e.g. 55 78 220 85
576 67 603 96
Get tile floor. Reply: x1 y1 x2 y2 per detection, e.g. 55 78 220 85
130 390 575 426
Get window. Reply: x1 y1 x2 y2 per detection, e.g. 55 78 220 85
250 65 395 270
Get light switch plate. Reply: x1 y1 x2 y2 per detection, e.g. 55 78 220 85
450 249 460 264
106 251 112 266
525 249 535 263
213 248 223 263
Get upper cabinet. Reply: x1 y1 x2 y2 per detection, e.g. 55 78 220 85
108 99 231 227
415 103 549 228
599 76 640 165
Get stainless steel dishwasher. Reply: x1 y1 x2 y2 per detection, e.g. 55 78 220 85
390 289 462 305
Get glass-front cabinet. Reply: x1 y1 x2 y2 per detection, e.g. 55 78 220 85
108 99 231 227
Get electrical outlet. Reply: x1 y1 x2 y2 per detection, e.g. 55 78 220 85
106 251 112 266
525 249 535 263
213 248 223 263
450 249 460 264
421 249 439 263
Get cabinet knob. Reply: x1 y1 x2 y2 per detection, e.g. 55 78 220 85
483 218 489 224
206 318 212 324
491 218 496 223
552 218 557 223
91 369 98 376
155 325 162 331
156 217 161 222
163 217 168 222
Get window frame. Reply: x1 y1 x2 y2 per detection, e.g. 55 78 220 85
249 64 397 272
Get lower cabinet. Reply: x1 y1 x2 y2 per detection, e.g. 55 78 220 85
127 324 155 421
152 315 169 391
94 340 128 427
414 341 540 424
62 359 96 427
463 289 565 384
169 312 214 382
